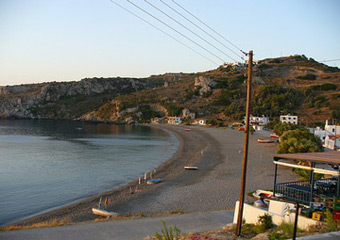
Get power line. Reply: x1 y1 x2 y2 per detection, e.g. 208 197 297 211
159 0 243 60
144 0 236 62
319 59 340 62
125 0 226 62
172 0 246 56
109 0 218 65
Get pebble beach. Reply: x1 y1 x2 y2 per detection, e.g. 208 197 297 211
9 124 297 227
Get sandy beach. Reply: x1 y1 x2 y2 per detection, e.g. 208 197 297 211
10 124 296 227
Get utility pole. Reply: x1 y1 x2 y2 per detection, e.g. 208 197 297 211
236 50 253 236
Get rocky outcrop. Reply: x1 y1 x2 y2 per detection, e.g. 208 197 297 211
0 77 163 119
78 100 143 124
194 76 216 96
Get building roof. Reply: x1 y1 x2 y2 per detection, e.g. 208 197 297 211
329 135 340 140
273 152 340 165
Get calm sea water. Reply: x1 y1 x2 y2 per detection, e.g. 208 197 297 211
0 120 178 226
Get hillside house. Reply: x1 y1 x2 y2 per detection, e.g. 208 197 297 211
248 115 269 125
311 121 340 151
244 115 269 131
151 117 164 124
168 117 182 125
325 120 340 135
193 119 207 125
325 135 340 151
280 114 298 124
309 127 327 143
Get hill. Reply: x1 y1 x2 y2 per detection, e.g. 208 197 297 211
1 55 339 126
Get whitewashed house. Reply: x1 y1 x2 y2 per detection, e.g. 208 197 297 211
193 119 207 125
309 127 327 143
244 115 269 131
324 120 340 150
198 119 207 125
248 115 270 125
168 117 182 125
325 135 340 151
280 114 298 124
325 120 340 135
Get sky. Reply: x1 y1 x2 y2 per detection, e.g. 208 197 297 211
0 0 340 86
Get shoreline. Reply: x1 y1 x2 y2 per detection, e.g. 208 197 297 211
7 124 201 227
7 124 297 228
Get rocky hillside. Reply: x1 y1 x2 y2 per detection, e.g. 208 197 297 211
0 77 165 119
1 55 339 126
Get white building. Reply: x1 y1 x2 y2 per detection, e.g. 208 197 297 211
325 120 340 135
309 127 327 143
193 118 207 125
280 114 298 124
324 135 340 151
168 117 182 125
248 115 270 125
324 120 340 150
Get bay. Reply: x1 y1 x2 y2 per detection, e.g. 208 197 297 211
0 120 178 226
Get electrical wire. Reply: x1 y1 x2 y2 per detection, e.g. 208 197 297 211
125 0 226 62
144 0 236 62
159 0 243 60
109 0 218 65
319 59 340 62
172 0 247 56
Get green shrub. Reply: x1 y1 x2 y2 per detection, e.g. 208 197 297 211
277 221 302 238
258 213 274 230
310 83 337 91
297 74 316 80
155 220 181 240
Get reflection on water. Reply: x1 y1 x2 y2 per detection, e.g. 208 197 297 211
0 120 178 226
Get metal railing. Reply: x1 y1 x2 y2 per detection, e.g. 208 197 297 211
275 178 337 205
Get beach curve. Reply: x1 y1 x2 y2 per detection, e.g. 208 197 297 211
8 124 296 227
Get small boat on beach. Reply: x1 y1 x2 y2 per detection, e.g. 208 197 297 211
252 189 282 200
147 178 162 184
184 166 198 170
92 208 118 217
270 134 279 138
184 129 191 131
257 138 278 143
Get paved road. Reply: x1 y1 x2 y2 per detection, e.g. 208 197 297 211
0 210 234 240
296 231 340 240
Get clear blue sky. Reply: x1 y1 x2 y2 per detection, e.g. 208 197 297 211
1 0 339 86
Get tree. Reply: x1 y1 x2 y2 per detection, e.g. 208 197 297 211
277 128 323 154
273 122 300 136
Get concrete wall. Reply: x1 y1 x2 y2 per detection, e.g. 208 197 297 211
233 200 319 230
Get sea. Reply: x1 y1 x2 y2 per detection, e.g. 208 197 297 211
0 119 178 226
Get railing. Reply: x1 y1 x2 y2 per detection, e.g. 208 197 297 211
275 178 338 205
275 183 311 205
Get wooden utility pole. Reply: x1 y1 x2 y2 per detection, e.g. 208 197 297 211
236 50 253 236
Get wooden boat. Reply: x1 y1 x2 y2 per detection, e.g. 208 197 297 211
147 178 162 184
252 190 274 200
184 129 191 131
257 138 278 143
92 208 118 217
270 134 279 138
184 166 198 170
252 190 282 200
238 127 245 131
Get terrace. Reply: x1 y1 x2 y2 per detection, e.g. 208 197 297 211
273 152 340 206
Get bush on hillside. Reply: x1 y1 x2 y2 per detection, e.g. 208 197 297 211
310 83 337 91
252 85 302 117
297 74 316 80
